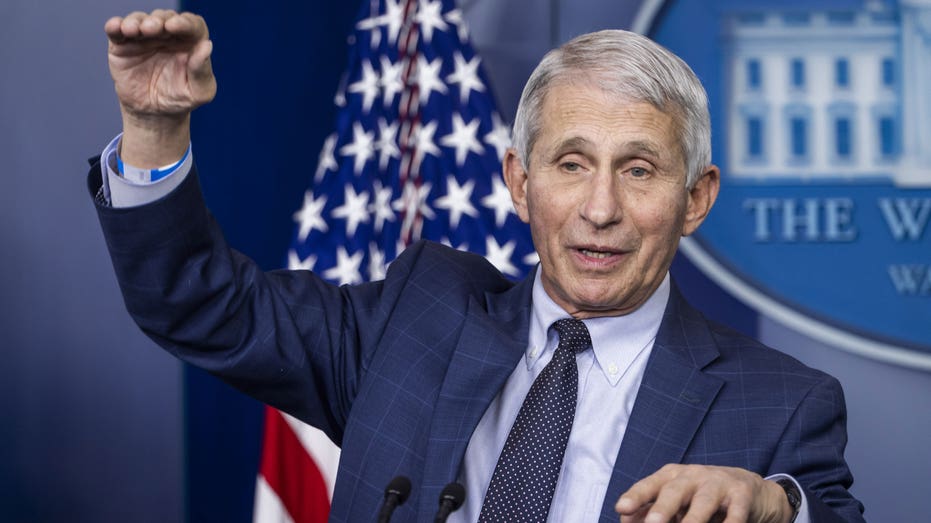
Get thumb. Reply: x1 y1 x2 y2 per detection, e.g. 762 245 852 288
188 38 217 104
189 38 214 80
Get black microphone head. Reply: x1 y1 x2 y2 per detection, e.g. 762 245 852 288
438 482 465 510
385 475 412 504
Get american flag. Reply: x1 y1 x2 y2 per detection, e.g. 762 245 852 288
254 0 536 521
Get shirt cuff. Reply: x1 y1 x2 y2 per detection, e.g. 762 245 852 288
100 133 193 208
765 474 809 523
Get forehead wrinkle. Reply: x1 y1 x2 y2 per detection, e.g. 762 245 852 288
619 140 664 161
546 135 667 165
547 135 594 160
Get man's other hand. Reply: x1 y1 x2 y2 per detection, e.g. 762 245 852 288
615 464 793 523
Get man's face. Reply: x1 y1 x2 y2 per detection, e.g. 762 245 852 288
504 82 719 318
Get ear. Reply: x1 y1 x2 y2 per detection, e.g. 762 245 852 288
682 164 720 236
502 148 531 223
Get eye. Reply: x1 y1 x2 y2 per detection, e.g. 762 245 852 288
630 166 649 177
561 161 582 173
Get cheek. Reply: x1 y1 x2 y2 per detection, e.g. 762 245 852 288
526 184 562 228
631 199 687 248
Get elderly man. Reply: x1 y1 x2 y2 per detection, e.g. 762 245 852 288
91 10 864 523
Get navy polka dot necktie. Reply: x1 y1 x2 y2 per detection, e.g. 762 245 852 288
478 318 592 522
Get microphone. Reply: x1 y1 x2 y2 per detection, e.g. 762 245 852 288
433 482 466 523
377 475 412 523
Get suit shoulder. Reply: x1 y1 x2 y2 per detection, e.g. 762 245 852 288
388 240 515 295
706 319 837 386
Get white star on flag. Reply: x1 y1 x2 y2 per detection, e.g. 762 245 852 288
416 55 448 106
339 122 375 175
481 176 516 227
323 247 364 285
293 191 328 241
315 134 338 183
441 236 469 251
393 180 435 220
434 176 479 228
440 113 485 166
356 12 382 31
369 180 396 233
484 113 512 161
368 243 387 280
444 8 470 42
379 56 403 107
484 236 520 277
287 250 317 271
376 118 401 170
393 180 435 239
412 120 442 173
446 52 485 104
523 251 540 266
330 185 370 236
521 251 540 267
415 0 449 43
383 0 405 45
348 60 380 112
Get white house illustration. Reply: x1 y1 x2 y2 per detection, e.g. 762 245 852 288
724 0 931 187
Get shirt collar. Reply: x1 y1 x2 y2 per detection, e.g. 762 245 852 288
528 268 670 386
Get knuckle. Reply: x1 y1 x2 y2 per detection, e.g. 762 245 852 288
691 489 719 504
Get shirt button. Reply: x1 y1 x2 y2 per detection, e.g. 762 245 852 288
529 347 539 358
607 363 619 375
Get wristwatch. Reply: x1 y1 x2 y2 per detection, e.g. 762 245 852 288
775 478 802 522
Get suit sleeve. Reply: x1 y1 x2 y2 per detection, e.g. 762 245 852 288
88 157 410 445
769 372 865 522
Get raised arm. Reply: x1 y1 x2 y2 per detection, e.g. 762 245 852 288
104 9 216 167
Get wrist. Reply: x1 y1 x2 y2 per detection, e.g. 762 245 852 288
119 111 191 168
772 478 801 523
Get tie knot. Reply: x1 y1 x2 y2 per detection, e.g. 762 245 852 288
553 318 592 354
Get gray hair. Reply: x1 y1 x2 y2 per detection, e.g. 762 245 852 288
512 29 711 188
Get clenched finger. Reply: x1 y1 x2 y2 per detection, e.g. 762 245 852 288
104 11 146 41
164 12 209 41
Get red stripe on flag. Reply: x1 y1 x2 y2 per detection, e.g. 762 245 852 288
258 408 331 523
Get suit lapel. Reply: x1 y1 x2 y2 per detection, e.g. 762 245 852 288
600 284 724 520
417 270 535 516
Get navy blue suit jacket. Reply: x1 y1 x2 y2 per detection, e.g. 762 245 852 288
90 161 864 522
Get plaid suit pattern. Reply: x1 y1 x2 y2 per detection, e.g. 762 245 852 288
90 161 863 522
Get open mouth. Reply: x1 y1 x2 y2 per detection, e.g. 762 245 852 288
580 249 614 259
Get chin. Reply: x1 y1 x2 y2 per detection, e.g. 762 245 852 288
569 293 628 315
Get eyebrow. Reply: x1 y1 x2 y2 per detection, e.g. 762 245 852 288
547 136 593 161
547 137 665 162
621 140 664 162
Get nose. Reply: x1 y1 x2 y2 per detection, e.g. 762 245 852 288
579 170 623 229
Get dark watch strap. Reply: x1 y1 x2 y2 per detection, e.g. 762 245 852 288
775 478 802 522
